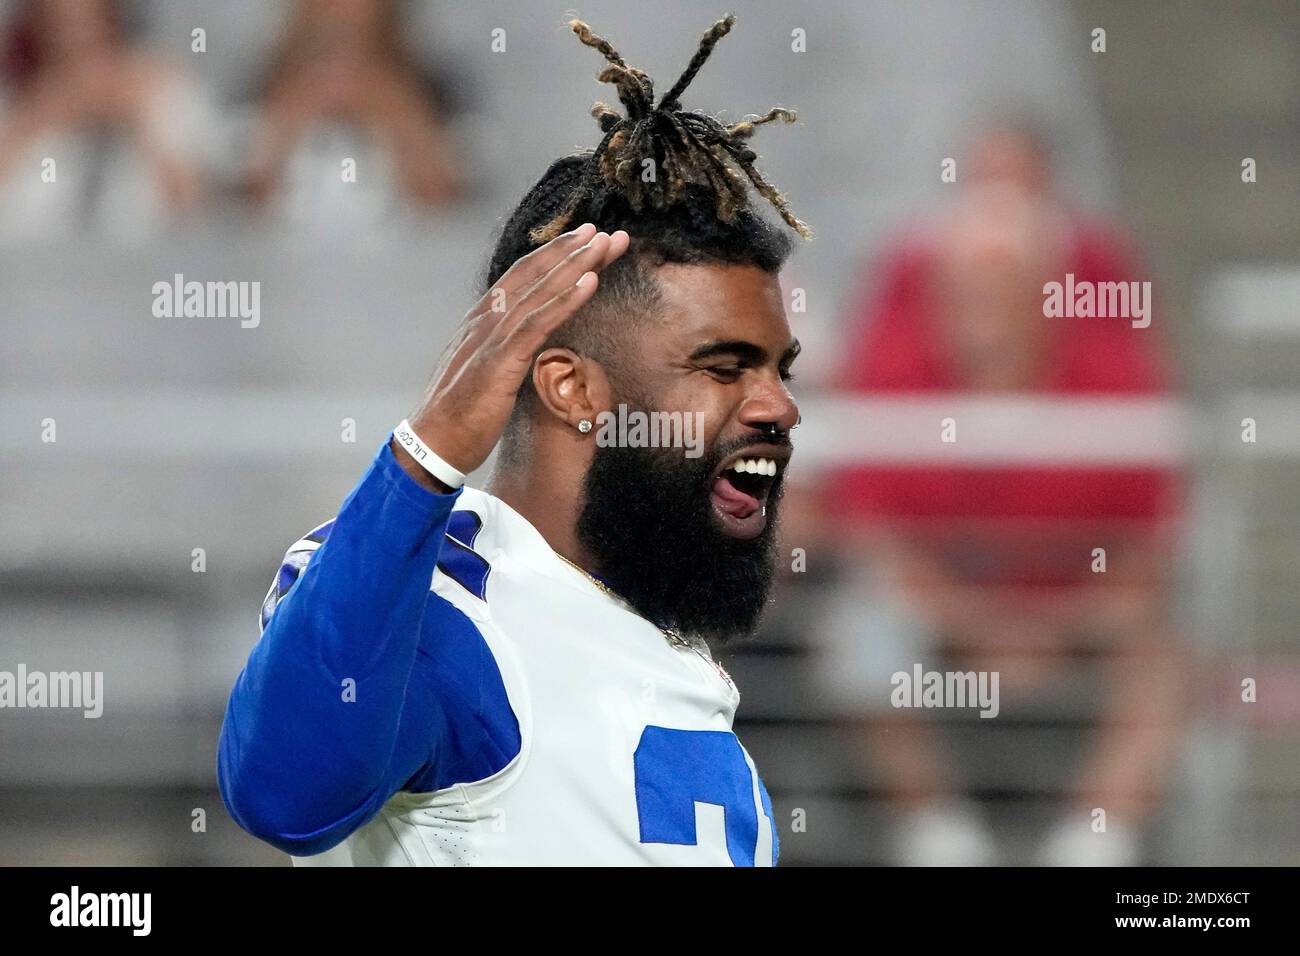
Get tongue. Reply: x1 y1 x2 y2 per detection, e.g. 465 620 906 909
711 474 759 518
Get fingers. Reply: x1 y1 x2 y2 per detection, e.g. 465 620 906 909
485 222 597 306
503 228 630 344
600 229 630 267
512 230 617 312
480 225 631 318
503 269 601 346
468 226 629 366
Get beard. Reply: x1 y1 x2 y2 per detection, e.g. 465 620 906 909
575 426 786 644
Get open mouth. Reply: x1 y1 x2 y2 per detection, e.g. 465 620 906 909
709 446 790 539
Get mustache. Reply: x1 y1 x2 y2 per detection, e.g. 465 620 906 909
705 431 794 471
592 424 793 486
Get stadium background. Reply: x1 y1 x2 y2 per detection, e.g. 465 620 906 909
1 0 1297 864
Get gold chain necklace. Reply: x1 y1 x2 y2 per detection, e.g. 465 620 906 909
556 553 691 649
554 556 736 692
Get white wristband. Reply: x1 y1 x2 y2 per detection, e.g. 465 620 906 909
393 419 467 490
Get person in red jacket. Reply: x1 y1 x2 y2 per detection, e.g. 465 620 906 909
819 119 1187 865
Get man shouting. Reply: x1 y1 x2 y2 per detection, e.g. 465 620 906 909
218 14 810 866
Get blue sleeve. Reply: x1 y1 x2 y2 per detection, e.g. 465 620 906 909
216 438 519 857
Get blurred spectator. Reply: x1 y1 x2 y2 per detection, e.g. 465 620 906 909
0 0 207 224
243 0 466 211
817 119 1187 865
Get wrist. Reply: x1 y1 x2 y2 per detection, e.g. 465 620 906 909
390 419 466 492
389 436 456 494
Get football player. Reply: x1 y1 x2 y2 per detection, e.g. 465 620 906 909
218 14 811 866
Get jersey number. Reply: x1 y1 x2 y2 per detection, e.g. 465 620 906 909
633 726 777 866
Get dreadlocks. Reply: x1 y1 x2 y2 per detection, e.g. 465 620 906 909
528 15 811 244
483 13 811 462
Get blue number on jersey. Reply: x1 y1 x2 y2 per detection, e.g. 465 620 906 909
633 725 778 866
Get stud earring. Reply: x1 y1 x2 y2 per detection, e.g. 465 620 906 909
577 419 593 434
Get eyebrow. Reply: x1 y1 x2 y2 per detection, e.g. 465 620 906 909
689 338 802 365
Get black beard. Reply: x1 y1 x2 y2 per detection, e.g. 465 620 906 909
575 430 785 644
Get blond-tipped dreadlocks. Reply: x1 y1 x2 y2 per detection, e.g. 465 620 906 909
527 14 812 244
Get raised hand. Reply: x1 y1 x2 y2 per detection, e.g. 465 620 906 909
394 223 630 490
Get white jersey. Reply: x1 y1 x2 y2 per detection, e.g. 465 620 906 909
293 486 778 866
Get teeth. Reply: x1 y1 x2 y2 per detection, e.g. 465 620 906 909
730 457 778 477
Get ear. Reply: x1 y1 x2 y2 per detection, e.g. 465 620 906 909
532 347 612 428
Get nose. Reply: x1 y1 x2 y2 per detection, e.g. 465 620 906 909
737 374 800 437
